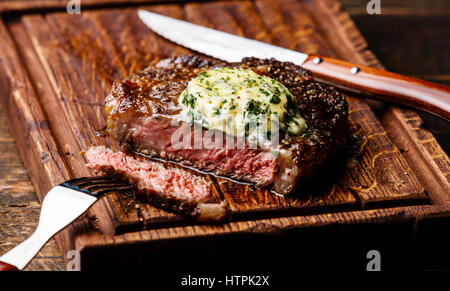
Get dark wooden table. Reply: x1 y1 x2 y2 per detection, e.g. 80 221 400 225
344 0 449 155
0 0 448 271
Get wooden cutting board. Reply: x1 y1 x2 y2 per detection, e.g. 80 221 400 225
0 0 448 270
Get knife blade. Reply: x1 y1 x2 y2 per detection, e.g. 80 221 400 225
138 9 308 65
138 9 450 121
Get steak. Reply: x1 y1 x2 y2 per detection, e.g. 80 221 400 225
105 55 348 195
85 146 228 222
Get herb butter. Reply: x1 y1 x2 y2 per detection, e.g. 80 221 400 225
179 67 306 140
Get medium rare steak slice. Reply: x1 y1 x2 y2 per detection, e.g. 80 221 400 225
85 146 228 222
105 55 348 195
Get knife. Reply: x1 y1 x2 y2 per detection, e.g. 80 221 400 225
138 10 450 121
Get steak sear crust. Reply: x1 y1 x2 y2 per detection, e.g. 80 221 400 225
105 55 348 195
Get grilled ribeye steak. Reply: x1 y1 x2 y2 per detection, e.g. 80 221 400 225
105 55 348 195
85 146 228 222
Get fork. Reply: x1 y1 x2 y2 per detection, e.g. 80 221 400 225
0 177 134 271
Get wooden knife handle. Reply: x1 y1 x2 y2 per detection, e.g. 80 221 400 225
0 261 19 271
302 54 450 121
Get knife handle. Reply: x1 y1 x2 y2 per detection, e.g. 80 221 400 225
302 55 450 121
0 261 19 271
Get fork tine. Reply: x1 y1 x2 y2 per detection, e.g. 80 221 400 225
84 184 135 193
60 176 135 197
64 176 115 186
91 185 136 196
75 180 129 189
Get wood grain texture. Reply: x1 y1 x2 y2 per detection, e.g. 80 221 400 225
15 1 430 228
0 0 448 270
294 0 450 207
348 8 450 157
0 0 188 13
307 0 450 206
0 104 64 271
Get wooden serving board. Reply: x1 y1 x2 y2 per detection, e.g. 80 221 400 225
0 0 449 270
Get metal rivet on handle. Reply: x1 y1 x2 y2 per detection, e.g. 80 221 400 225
350 67 360 74
312 57 323 64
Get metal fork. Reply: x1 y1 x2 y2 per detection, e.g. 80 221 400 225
0 177 134 271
